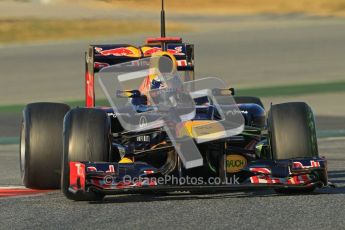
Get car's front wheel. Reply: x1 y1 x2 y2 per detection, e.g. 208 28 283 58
61 108 110 201
268 102 319 194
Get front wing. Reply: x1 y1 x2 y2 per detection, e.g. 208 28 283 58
68 157 328 195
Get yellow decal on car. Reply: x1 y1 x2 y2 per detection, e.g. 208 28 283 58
226 155 247 173
177 120 225 140
119 157 133 164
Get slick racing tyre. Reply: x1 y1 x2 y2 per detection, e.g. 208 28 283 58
20 102 70 189
268 102 318 160
61 108 110 201
268 102 319 194
234 96 264 109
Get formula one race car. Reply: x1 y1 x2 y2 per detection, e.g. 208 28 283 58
20 2 329 201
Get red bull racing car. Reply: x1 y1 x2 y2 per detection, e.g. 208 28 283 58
20 4 330 201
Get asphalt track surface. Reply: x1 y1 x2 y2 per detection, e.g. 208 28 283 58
0 138 344 229
0 13 345 229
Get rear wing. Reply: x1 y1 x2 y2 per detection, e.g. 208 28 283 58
85 41 195 107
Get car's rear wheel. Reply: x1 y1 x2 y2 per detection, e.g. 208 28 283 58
61 108 110 201
268 102 319 193
20 102 70 189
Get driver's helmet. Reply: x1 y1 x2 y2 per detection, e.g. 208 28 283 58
138 52 177 95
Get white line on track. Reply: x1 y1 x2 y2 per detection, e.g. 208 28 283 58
0 185 26 189
318 136 345 141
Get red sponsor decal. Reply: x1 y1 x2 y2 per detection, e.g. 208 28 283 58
143 46 184 56
293 161 321 169
250 176 281 184
176 60 187 67
311 160 320 167
106 165 116 173
250 167 271 174
87 166 97 172
94 62 110 69
143 47 161 56
94 47 103 53
250 176 260 184
97 47 135 56
293 162 304 169
143 170 155 175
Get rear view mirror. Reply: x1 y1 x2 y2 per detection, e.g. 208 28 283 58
212 88 235 96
